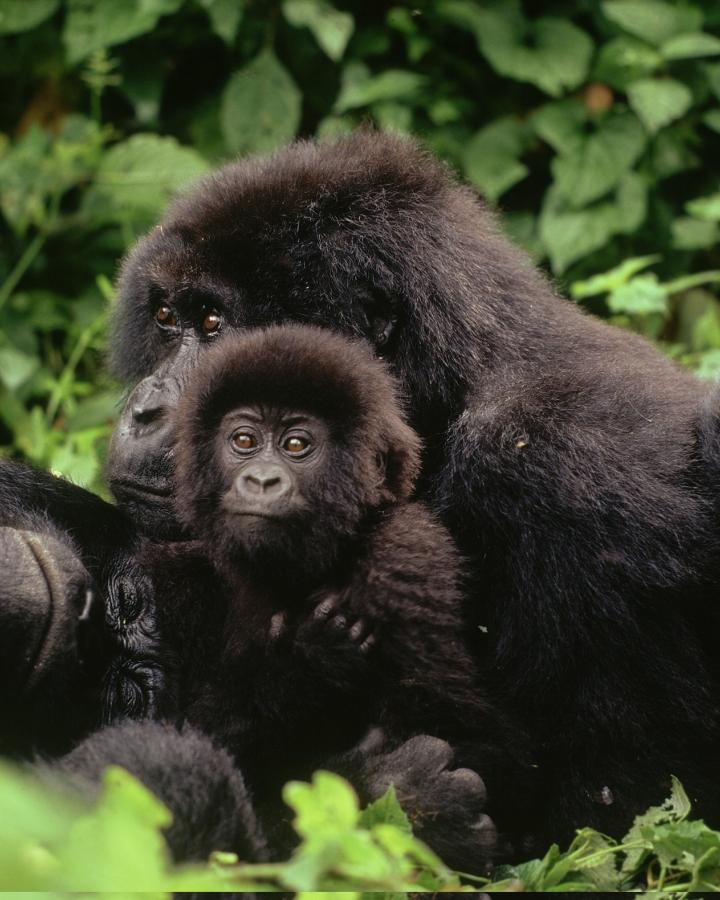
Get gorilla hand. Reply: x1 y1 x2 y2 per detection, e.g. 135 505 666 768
0 526 93 696
342 727 497 874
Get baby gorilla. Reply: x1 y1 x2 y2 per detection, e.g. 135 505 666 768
151 325 515 863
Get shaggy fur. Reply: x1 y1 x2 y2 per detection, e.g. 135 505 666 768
109 132 720 842
2 131 720 853
147 325 509 865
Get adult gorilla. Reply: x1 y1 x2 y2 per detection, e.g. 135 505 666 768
2 132 720 849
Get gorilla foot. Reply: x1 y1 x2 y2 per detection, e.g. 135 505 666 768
346 728 498 874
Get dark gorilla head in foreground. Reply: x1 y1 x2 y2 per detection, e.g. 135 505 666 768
174 324 420 580
107 131 528 533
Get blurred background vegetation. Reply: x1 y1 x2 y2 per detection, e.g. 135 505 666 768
0 0 719 495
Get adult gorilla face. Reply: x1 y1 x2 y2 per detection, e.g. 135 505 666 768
107 133 487 536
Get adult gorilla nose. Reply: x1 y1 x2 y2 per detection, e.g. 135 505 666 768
128 376 171 431
238 465 290 498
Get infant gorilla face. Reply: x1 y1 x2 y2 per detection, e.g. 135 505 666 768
218 405 330 555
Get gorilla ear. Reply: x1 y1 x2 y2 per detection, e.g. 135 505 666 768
376 417 422 503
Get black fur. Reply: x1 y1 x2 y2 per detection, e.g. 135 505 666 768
146 325 508 865
112 131 720 842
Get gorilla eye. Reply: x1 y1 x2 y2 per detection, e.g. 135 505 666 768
232 432 258 452
202 310 222 335
283 435 311 455
154 304 178 329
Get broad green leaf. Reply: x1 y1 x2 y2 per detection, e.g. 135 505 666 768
372 102 413 133
0 0 58 33
83 134 208 230
571 254 660 299
540 190 619 272
316 114 356 140
198 0 243 44
439 2 592 97
359 786 412 833
283 0 354 61
703 110 720 133
706 62 720 100
687 194 720 222
551 112 646 207
462 117 530 201
335 64 425 113
621 776 692 876
672 216 719 250
593 35 662 89
49 439 100 488
695 349 720 380
532 100 587 155
0 346 40 390
220 51 301 155
608 274 668 316
661 32 720 60
283 771 359 839
602 1 702 47
627 78 693 133
63 0 184 64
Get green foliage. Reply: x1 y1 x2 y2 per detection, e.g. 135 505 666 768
0 0 719 485
1 760 719 895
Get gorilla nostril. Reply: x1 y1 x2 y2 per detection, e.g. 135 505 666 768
262 476 282 495
132 404 164 426
242 473 262 495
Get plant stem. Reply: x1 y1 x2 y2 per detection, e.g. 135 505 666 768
0 232 47 313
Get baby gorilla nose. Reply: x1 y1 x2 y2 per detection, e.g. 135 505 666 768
238 464 290 499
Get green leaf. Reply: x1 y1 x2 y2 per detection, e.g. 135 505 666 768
462 117 530 201
198 0 243 45
672 216 719 250
283 771 359 839
0 0 59 33
571 254 660 299
627 78 693 133
706 62 720 100
83 134 208 230
220 51 301 155
63 0 184 64
661 32 720 60
334 64 425 113
703 110 720 133
695 349 720 379
0 346 40 390
602 1 702 47
621 776 692 876
551 111 646 207
372 102 413 133
439 2 593 97
593 35 662 90
358 786 412 833
608 274 668 316
532 100 586 154
687 194 720 222
283 0 354 62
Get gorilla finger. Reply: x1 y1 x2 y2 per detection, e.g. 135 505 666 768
313 595 339 619
269 611 287 641
354 725 388 756
349 618 369 641
329 613 347 631
447 766 488 806
393 735 454 773
360 633 376 654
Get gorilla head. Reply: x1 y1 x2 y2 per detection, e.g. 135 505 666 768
174 324 420 580
107 131 530 535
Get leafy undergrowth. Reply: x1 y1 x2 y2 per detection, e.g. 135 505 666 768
0 761 718 895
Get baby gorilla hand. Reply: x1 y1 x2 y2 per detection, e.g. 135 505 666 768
290 593 378 692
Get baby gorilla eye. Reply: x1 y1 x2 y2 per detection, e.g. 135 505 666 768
154 304 178 328
283 436 310 455
232 432 258 452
